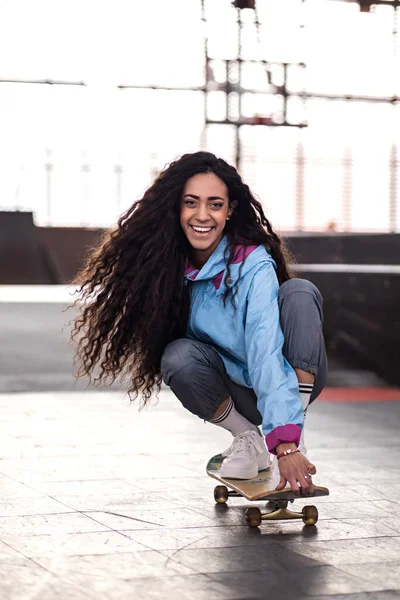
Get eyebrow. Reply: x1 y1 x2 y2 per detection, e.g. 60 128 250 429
183 194 226 201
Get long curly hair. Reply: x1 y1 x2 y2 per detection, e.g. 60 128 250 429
71 151 293 404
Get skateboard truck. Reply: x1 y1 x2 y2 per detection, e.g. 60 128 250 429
245 502 318 527
214 484 319 527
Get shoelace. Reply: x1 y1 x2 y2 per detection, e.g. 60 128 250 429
223 430 260 457
228 431 257 455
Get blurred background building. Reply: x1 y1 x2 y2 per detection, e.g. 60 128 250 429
0 0 399 387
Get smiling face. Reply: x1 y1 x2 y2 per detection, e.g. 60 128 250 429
180 172 232 269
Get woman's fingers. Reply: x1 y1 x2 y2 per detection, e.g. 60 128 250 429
275 454 317 491
279 473 311 492
307 462 317 475
297 472 311 490
276 473 287 490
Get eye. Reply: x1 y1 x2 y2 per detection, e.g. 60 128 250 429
183 199 196 206
211 202 224 209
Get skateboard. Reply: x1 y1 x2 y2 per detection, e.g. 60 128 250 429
206 453 329 527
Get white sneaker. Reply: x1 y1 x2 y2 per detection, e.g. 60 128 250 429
220 430 271 479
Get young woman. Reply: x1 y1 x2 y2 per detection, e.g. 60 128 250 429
72 151 327 492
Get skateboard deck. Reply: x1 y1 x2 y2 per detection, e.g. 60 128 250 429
206 453 329 502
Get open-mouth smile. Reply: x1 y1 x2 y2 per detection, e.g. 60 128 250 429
190 225 214 235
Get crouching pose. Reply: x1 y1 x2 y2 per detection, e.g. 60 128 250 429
72 151 327 491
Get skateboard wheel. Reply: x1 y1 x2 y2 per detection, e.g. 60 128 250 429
214 485 229 503
245 507 262 527
302 505 318 526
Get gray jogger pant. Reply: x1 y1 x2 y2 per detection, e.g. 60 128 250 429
160 278 327 425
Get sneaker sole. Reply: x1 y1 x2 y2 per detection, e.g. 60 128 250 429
220 464 258 479
220 454 270 480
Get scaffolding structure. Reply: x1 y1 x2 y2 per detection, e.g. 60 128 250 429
202 0 399 231
98 0 400 231
202 1 307 169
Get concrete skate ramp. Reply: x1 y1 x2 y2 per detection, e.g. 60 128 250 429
38 226 103 284
0 211 58 284
288 234 400 387
286 232 400 265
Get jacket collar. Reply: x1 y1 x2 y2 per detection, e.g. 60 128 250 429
185 236 229 282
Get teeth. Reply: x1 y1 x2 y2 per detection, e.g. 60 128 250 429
192 226 212 232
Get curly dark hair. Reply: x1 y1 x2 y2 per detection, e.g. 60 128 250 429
71 151 293 404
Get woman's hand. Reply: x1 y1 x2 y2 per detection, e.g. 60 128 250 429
275 445 316 491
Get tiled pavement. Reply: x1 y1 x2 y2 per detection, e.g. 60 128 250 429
1 389 400 600
1 297 399 599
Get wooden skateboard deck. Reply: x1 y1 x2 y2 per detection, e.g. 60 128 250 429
206 453 329 502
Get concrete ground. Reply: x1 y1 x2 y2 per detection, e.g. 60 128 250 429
1 293 400 600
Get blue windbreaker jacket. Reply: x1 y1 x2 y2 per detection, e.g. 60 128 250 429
184 236 303 453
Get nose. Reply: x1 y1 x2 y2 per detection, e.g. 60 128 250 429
195 202 211 223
